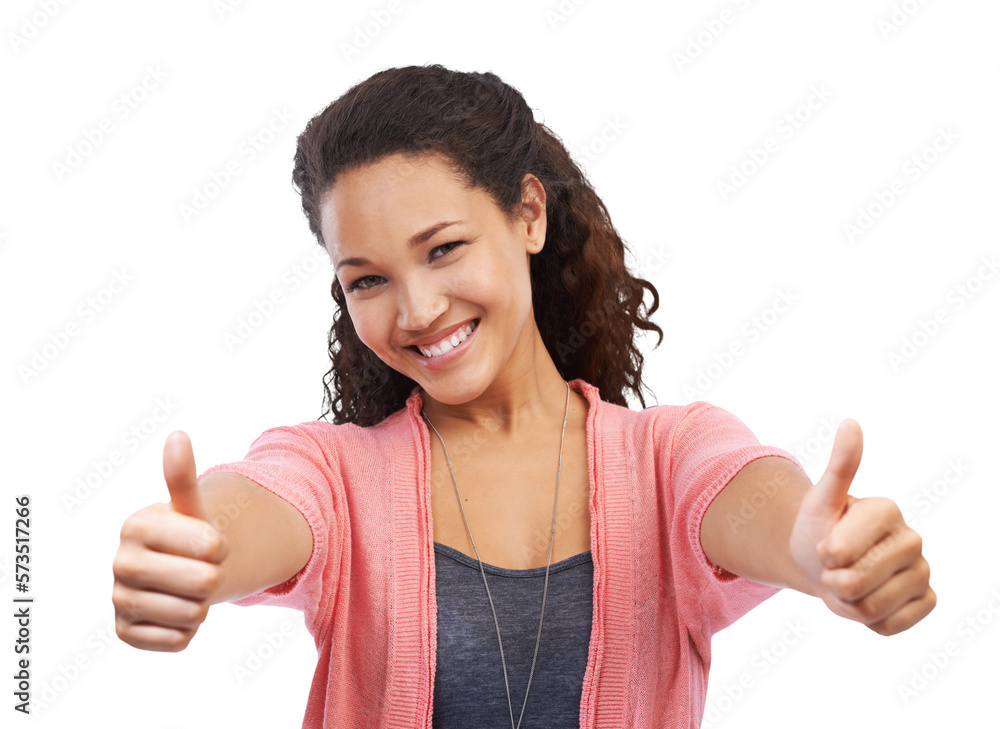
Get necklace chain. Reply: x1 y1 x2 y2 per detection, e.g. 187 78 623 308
422 380 571 729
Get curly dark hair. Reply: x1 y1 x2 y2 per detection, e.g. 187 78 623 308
292 64 663 426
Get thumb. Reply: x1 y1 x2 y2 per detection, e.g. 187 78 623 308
163 430 205 519
806 419 863 519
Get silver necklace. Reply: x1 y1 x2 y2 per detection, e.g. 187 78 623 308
422 380 571 729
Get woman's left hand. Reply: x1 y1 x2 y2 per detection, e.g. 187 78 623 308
788 419 936 635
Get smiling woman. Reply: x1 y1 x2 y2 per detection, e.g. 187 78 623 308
112 63 933 729
291 64 663 427
320 150 557 410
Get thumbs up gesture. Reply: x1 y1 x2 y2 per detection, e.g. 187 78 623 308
789 419 935 635
112 431 229 651
163 429 207 520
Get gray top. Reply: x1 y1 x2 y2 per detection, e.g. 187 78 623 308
432 542 594 728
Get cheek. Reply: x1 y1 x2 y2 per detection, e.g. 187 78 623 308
472 245 532 304
498 251 534 313
345 301 389 353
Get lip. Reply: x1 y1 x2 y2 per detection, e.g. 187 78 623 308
408 318 479 370
406 318 478 349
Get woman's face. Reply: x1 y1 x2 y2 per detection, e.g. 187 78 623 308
319 152 547 405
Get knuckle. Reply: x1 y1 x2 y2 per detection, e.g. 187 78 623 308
111 552 140 584
110 583 129 610
182 599 210 626
200 530 226 561
926 587 938 611
836 572 865 601
905 530 923 558
870 618 895 637
115 616 142 646
192 566 222 597
170 630 195 652
825 541 851 567
111 552 125 578
120 504 170 542
916 557 931 584
215 533 231 562
114 599 141 624
189 526 222 560
820 569 839 592
876 497 902 520
119 516 142 542
194 602 211 625
852 597 879 622
867 496 899 522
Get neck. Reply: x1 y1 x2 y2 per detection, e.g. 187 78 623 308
418 320 570 438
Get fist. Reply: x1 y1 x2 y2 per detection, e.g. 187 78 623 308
789 419 936 635
112 431 229 651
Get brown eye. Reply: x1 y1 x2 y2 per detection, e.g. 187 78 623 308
346 275 384 292
430 241 465 260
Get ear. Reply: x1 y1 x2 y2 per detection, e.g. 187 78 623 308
518 173 547 255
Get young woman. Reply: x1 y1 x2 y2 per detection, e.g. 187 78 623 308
112 64 935 728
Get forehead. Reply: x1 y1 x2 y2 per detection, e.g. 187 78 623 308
320 153 484 257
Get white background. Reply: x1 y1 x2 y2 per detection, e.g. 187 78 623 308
2 0 998 727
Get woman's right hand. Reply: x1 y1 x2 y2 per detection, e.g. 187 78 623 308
112 431 229 652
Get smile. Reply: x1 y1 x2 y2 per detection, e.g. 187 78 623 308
407 319 481 370
414 319 478 358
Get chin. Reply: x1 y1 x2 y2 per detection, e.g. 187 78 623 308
416 374 489 407
419 383 475 406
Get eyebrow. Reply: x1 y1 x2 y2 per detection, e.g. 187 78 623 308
334 220 464 272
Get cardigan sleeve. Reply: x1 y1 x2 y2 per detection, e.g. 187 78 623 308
197 422 340 633
665 401 804 635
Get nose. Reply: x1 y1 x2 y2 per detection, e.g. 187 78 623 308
396 279 447 331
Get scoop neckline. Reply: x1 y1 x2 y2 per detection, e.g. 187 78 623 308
433 541 592 577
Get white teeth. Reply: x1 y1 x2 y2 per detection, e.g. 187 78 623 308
417 320 476 358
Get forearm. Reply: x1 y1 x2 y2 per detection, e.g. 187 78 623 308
700 425 935 635
197 473 313 605
700 456 821 596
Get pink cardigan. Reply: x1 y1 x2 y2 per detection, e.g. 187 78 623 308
199 378 801 727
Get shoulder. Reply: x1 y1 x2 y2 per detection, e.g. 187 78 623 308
597 399 759 481
241 407 413 484
595 394 717 443
283 403 413 449
644 399 745 440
